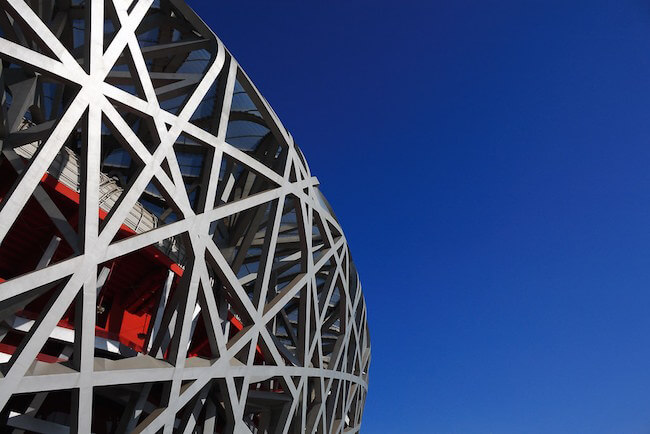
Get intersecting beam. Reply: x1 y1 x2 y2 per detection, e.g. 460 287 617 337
0 0 369 431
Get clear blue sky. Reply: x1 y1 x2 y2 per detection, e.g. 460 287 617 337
193 1 650 432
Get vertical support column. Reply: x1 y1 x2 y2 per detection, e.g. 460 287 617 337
72 0 104 428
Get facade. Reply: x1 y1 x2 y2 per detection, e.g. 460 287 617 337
0 0 370 432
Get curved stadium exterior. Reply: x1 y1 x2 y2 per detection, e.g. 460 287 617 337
0 0 370 432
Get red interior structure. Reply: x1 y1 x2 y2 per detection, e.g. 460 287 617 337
0 158 249 361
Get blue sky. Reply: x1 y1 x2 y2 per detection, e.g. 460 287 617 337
193 1 650 432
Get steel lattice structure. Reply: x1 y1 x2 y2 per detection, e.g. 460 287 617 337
0 0 370 432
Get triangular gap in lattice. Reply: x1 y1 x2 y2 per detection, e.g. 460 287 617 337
98 116 194 244
189 280 223 362
308 278 327 369
291 149 310 186
100 102 178 235
103 97 161 155
326 340 346 372
288 160 299 183
214 153 281 209
209 198 277 286
105 174 186 245
165 127 217 214
0 5 59 60
348 257 360 304
97 110 148 223
183 281 218 362
132 2 218 116
199 254 241 342
102 0 122 51
255 197 313 366
310 208 331 265
224 69 289 176
321 275 345 332
99 109 147 179
269 194 308 283
254 327 285 367
327 218 344 245
315 255 338 317
203 248 258 350
293 283 314 368
346 334 360 377
188 53 231 134
262 287 302 367
294 145 311 178
170 133 216 213
105 43 148 98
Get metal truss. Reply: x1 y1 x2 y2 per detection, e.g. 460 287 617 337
0 0 370 432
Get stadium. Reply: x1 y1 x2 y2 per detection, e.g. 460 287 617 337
0 0 370 432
